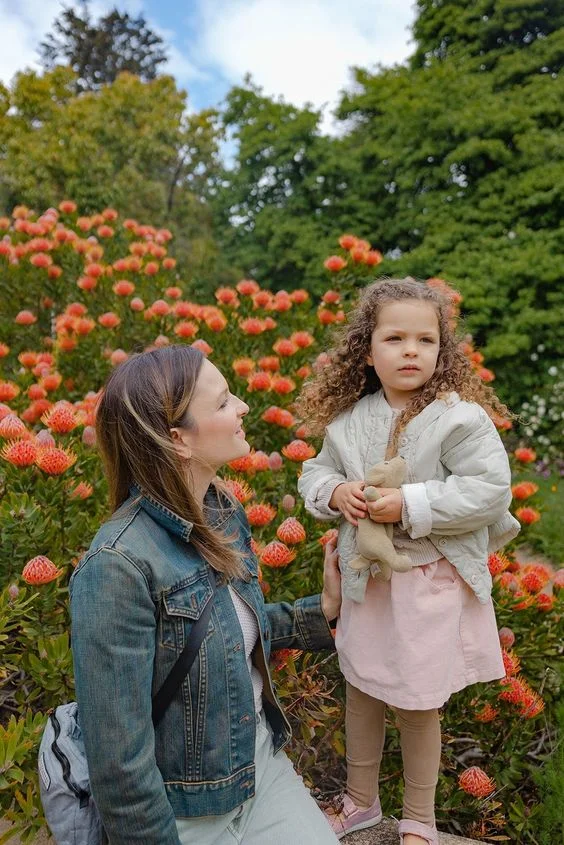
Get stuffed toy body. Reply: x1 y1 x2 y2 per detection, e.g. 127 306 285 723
349 456 412 582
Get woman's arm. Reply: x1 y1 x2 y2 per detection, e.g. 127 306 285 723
264 537 341 649
402 405 513 539
70 549 181 845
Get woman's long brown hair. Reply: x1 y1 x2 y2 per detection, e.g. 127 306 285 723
95 345 245 579
296 278 511 454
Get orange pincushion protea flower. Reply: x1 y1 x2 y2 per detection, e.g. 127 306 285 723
236 279 260 296
22 555 63 585
262 406 295 428
519 566 550 593
501 649 521 677
258 356 280 372
191 339 212 356
42 403 79 433
272 338 298 357
536 593 554 611
324 255 347 272
272 648 302 671
240 318 265 335
282 440 316 462
232 358 256 377
276 518 306 545
98 312 121 328
251 451 270 473
0 343 9 357
247 371 272 392
0 414 29 439
215 287 238 306
511 481 539 500
1 439 38 466
36 446 77 475
174 321 199 339
260 541 296 568
70 481 94 499
0 381 20 402
474 703 498 723
487 552 511 576
290 331 314 349
458 767 495 798
339 234 357 250
515 506 541 525
514 447 536 463
228 453 255 473
245 503 277 527
271 376 296 395
319 528 338 547
223 478 254 504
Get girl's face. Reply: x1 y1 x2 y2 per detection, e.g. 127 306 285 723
172 359 250 471
367 300 440 409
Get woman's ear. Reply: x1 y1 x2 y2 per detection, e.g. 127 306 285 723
366 353 374 366
170 427 192 460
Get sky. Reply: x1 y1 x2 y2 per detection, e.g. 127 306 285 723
0 0 417 126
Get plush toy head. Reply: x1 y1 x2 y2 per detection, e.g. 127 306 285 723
349 455 412 582
364 455 407 490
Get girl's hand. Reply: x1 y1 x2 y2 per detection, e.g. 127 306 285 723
321 535 341 624
366 488 403 523
329 481 367 526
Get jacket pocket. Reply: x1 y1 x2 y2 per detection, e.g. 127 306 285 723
160 578 215 650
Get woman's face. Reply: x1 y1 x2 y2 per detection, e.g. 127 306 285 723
174 359 250 471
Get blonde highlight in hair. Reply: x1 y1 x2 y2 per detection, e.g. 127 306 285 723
95 345 245 579
296 278 511 453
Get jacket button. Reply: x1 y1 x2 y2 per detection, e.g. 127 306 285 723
240 714 251 723
400 436 408 446
233 643 242 652
438 538 446 547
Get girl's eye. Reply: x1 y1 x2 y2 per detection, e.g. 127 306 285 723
386 336 401 341
420 337 436 344
219 395 230 409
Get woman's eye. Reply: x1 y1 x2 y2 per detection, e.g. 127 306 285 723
386 336 401 341
420 337 436 344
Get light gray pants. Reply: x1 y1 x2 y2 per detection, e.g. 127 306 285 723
176 710 339 844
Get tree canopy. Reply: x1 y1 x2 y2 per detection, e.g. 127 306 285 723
38 2 168 91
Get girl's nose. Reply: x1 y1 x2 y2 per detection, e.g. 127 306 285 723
238 399 249 416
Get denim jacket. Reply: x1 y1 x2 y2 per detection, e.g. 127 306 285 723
69 485 335 845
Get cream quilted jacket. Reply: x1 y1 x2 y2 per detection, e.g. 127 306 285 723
298 390 520 603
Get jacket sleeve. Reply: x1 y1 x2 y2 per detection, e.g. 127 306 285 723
70 549 181 845
297 431 346 520
401 405 513 538
264 594 336 652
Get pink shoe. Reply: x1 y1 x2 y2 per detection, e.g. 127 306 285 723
398 818 439 845
324 794 383 839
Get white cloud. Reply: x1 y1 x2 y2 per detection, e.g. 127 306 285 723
193 0 416 121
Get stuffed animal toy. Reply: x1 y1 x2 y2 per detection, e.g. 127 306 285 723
349 456 412 582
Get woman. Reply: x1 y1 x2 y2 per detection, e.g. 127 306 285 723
70 345 341 845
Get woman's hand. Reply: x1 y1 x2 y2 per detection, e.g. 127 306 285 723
366 488 403 523
320 535 341 624
329 481 367 526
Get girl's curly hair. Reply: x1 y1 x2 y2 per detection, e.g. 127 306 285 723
295 278 511 455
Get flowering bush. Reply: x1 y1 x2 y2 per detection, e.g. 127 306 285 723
0 207 561 843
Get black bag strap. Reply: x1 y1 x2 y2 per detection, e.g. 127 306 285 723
151 575 217 727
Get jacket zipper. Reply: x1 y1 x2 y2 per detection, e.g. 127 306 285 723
50 712 92 809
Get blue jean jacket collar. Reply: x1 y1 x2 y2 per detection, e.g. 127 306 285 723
130 483 194 542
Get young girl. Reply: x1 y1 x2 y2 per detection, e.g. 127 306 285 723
297 278 520 845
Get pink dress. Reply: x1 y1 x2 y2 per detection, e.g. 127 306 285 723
335 557 505 710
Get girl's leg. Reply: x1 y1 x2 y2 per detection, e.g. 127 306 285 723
345 683 387 808
394 706 441 827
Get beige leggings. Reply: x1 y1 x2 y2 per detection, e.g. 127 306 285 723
345 683 441 826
